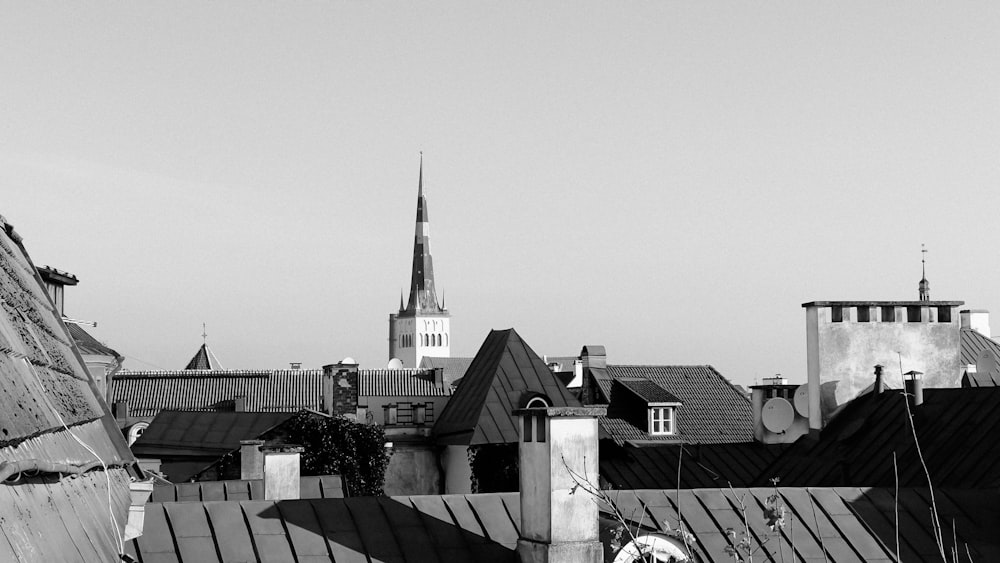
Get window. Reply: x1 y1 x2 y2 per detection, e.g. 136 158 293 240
831 306 845 323
415 403 426 425
907 306 922 323
649 407 674 435
385 404 397 425
881 306 896 322
938 306 952 323
857 306 870 323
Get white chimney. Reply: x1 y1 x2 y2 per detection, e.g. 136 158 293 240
262 445 303 501
514 405 606 563
240 439 265 480
960 309 991 337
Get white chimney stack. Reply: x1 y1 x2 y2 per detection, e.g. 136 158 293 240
262 445 303 501
960 309 991 337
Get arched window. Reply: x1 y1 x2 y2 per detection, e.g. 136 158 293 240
526 396 550 408
436 334 442 346
444 334 448 346
423 334 428 346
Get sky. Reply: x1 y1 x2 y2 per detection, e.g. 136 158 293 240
2 3 999 386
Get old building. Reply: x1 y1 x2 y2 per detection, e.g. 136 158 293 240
388 155 452 369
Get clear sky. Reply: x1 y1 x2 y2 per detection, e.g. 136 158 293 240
2 3 998 386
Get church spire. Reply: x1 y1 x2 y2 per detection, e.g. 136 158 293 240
404 153 443 313
918 244 930 301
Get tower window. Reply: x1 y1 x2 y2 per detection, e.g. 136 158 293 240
882 306 896 322
907 306 922 323
857 307 870 322
938 307 952 323
831 306 845 323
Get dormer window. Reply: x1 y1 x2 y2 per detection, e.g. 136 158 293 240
649 407 675 435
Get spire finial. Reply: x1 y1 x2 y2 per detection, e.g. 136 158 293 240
202 322 207 344
919 244 930 301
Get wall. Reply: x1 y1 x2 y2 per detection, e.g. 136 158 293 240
382 440 441 495
442 444 473 494
390 314 451 368
805 302 961 425
360 394 450 426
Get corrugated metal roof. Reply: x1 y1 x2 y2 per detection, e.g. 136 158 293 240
759 387 1000 489
0 216 136 560
152 475 344 502
360 370 451 397
132 410 297 456
597 365 754 444
433 329 581 445
113 368 440 418
127 487 999 562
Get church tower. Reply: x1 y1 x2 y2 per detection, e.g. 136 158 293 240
388 155 451 368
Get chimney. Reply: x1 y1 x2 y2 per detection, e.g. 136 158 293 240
432 367 444 390
233 396 247 412
514 405 607 563
113 401 129 421
262 445 303 501
903 371 924 406
873 365 884 395
322 359 359 417
290 362 302 370
240 439 265 480
960 309 991 337
579 346 607 404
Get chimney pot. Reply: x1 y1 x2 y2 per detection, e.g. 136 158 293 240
873 365 884 395
240 439 265 480
262 445 304 500
903 370 924 406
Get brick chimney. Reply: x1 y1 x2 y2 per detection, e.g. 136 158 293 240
322 360 359 417
240 439 265 480
514 405 607 563
262 445 303 501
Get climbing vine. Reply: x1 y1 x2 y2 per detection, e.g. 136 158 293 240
468 443 519 493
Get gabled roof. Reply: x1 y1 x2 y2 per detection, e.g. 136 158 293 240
0 216 136 560
759 387 1000 488
617 378 681 404
126 487 1000 562
185 343 215 369
132 410 298 457
433 329 581 445
151 475 344 502
113 368 441 418
594 365 753 444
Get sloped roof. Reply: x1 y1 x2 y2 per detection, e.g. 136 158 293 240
596 365 753 444
420 356 473 387
113 368 440 418
66 322 121 358
433 329 581 445
185 343 215 370
617 378 681 403
960 327 1000 366
0 216 136 560
132 410 297 457
151 475 344 502
599 442 784 489
125 487 999 562
963 370 1000 387
361 370 451 396
759 387 1000 489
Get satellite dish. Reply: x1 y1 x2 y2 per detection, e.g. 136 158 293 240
976 349 997 377
762 398 794 433
387 358 403 370
793 385 810 417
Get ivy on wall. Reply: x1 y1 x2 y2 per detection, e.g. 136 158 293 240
468 443 519 493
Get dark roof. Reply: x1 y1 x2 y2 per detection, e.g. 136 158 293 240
433 329 581 445
599 442 784 489
960 326 1000 366
0 216 135 560
598 416 684 444
66 322 121 357
185 343 215 370
595 365 753 444
760 387 1000 489
126 487 1000 562
617 378 681 403
112 368 440 418
420 356 473 387
132 410 297 457
802 300 964 307
963 370 1000 387
152 475 344 502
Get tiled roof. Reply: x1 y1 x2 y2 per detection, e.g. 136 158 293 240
420 356 473 387
151 475 344 502
360 370 451 396
0 216 135 560
599 442 784 489
66 322 121 358
617 378 681 403
960 327 1000 366
433 329 581 445
113 368 440 418
126 487 1000 562
185 343 215 370
132 410 298 457
599 365 754 444
759 387 1000 488
598 416 683 444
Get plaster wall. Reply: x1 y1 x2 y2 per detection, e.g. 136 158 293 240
806 305 960 424
361 395 450 426
383 442 441 495
442 444 473 494
263 452 301 500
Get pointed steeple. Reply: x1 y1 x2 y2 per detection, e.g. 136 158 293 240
404 153 444 313
919 244 930 301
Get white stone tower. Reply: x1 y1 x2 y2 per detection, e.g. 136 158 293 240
388 155 451 368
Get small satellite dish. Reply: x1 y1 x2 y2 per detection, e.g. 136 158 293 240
762 397 794 433
387 358 403 370
793 385 809 417
976 349 997 377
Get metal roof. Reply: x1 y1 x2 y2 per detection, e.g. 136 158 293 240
126 487 999 562
113 368 441 418
420 356 473 387
595 365 754 444
599 442 784 489
360 370 451 397
759 387 1000 489
66 322 121 357
959 327 1000 366
184 343 215 370
0 216 136 560
132 410 298 457
152 475 344 502
432 329 581 445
